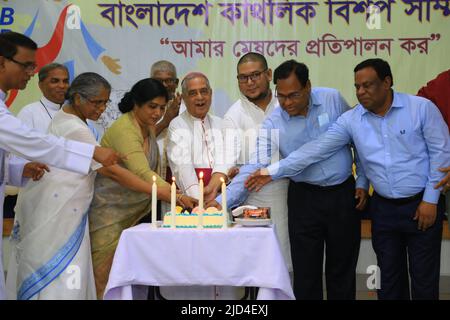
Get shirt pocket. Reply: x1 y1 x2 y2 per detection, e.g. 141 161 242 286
393 124 425 155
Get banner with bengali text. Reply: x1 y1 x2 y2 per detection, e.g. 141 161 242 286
1 0 448 122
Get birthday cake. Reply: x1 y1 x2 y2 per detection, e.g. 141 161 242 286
162 206 226 229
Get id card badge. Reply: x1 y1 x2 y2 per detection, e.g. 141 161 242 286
318 112 330 127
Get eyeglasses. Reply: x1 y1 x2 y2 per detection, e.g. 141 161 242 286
275 90 308 103
6 56 37 73
155 78 178 86
79 93 111 107
237 69 267 83
186 88 211 98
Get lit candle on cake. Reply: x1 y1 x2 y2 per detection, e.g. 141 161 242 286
171 177 176 229
198 171 204 229
220 177 228 229
151 175 157 229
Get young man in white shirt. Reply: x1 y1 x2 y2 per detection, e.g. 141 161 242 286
17 63 69 132
220 52 292 273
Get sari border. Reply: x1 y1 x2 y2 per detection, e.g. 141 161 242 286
17 213 88 300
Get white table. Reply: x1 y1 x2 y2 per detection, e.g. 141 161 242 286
103 223 294 300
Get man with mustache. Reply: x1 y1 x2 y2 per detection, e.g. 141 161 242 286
247 58 449 300
16 63 70 132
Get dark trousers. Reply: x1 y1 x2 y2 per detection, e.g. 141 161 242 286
287 176 361 300
370 192 445 300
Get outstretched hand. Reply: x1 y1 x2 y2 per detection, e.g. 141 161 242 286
204 184 219 203
177 194 198 210
94 146 126 167
245 168 272 192
205 199 222 210
23 162 50 181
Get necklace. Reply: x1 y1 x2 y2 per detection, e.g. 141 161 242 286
39 100 53 119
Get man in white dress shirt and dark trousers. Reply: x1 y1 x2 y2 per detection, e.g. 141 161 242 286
0 31 120 300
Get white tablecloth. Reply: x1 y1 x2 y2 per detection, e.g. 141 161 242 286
104 223 294 300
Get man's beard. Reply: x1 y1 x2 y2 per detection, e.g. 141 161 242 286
246 89 270 103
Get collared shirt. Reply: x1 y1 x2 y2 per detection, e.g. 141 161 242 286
156 100 187 182
167 110 228 198
267 91 450 204
17 96 61 132
220 87 367 208
17 96 100 140
222 91 278 166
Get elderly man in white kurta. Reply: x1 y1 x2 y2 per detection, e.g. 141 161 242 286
166 72 239 299
167 72 228 199
222 53 292 273
0 31 120 299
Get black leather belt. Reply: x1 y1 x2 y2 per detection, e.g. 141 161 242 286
373 190 424 205
293 175 354 191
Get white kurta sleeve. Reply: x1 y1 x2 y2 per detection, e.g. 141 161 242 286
6 154 28 187
62 123 102 171
0 105 94 175
167 120 199 198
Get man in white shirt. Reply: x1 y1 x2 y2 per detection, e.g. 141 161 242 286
151 60 184 184
0 31 120 299
167 72 228 199
166 72 240 299
220 52 292 272
17 63 100 140
17 63 69 132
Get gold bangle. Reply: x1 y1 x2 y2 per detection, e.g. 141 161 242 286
176 194 183 201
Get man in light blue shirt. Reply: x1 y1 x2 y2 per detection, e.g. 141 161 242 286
247 58 449 300
211 60 368 300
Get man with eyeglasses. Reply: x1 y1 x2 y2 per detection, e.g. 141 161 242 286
217 52 292 274
210 59 369 300
167 72 228 201
150 61 185 181
0 32 121 299
165 72 234 299
246 58 449 300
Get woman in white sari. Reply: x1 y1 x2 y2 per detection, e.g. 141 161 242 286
6 73 196 300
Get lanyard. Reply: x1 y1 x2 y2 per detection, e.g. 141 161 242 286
39 100 53 119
